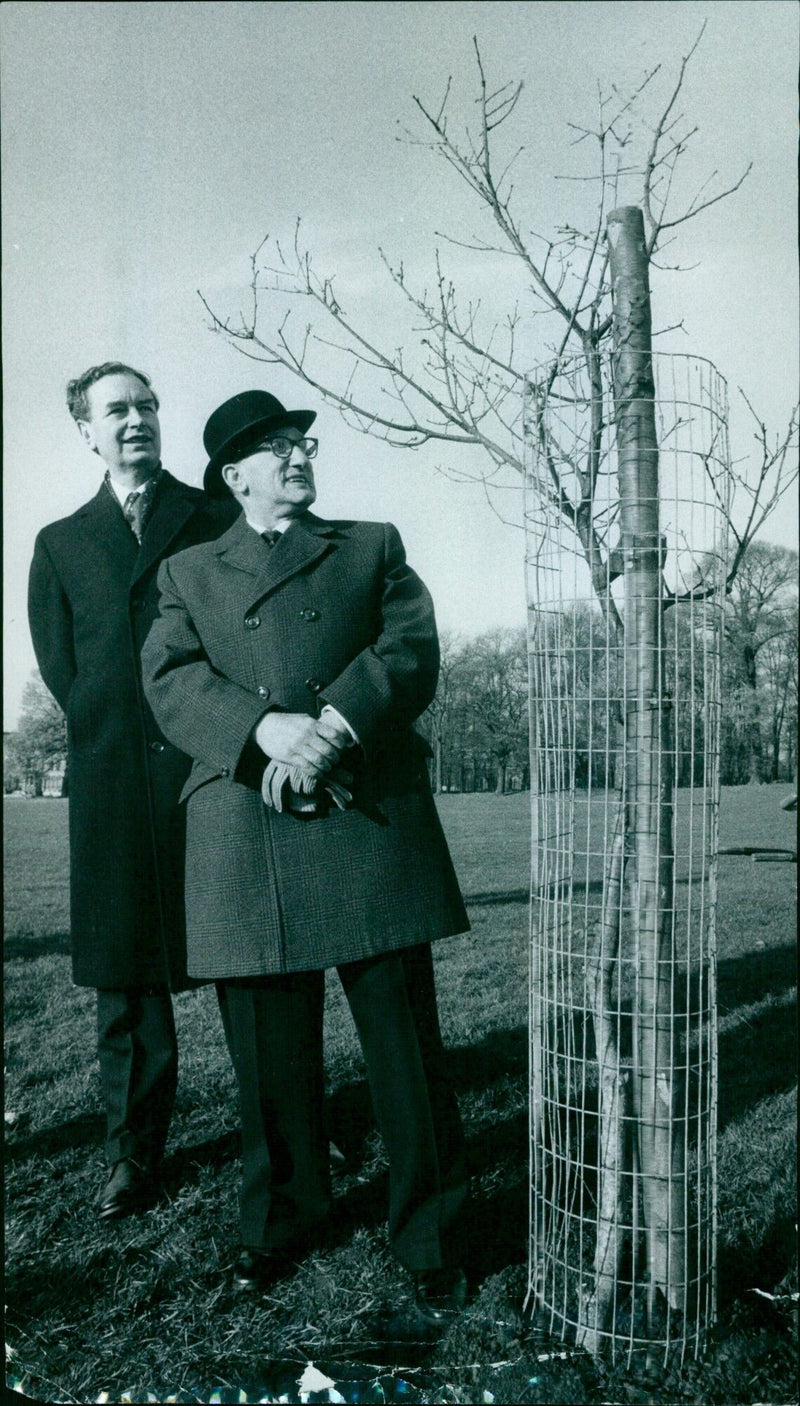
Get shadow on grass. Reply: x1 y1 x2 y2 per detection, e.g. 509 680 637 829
717 998 797 1132
325 1030 529 1286
317 1108 529 1290
6 943 794 1351
717 1213 798 1313
465 878 608 906
6 946 793 1181
461 1118 529 1284
467 874 717 910
5 1111 104 1163
325 1025 527 1172
448 1026 527 1089
160 1128 240 1188
711 943 798 1134
443 968 796 1144
5 1118 240 1174
716 942 797 1014
4 930 72 960
6 1038 794 1395
466 888 529 906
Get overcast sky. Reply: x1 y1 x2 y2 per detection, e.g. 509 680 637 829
3 0 798 728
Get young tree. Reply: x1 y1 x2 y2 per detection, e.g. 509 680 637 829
200 25 797 1358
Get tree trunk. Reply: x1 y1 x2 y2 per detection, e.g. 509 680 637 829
741 644 765 783
577 811 628 1352
434 732 443 794
608 207 685 1335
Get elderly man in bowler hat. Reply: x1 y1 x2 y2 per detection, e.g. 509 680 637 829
28 363 237 1220
142 389 470 1327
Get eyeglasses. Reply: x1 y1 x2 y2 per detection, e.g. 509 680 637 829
254 435 318 460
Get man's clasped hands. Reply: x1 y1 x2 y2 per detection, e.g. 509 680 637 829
254 708 355 814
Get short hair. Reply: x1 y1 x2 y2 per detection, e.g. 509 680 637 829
66 362 160 423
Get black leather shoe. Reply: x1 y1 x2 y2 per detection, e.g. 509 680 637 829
96 1158 156 1221
232 1246 286 1293
413 1267 468 1329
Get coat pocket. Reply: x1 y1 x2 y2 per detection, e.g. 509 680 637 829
179 761 225 804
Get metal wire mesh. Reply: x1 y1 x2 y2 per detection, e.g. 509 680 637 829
523 351 730 1367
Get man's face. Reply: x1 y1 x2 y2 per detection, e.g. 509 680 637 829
223 427 317 522
78 372 161 478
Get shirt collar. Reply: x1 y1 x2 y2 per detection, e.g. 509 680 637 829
242 513 292 538
104 465 163 508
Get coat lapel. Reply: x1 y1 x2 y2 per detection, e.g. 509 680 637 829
74 483 139 581
214 512 337 611
131 471 200 586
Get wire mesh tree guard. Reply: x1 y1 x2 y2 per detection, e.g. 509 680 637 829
522 344 730 1369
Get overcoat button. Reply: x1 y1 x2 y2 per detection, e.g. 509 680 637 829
244 615 261 630
300 608 320 621
305 678 322 694
149 740 165 753
257 686 271 699
221 767 229 777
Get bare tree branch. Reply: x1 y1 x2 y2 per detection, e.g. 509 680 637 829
725 393 800 584
199 35 786 632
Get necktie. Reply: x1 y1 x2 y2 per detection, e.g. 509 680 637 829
123 492 145 542
261 530 281 548
123 476 158 543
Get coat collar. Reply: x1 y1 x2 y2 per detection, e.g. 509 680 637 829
213 510 338 605
75 470 203 585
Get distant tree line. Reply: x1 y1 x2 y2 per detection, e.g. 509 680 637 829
417 543 797 794
6 544 796 798
720 542 797 785
418 628 531 795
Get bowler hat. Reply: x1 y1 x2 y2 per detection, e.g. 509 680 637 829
203 390 316 496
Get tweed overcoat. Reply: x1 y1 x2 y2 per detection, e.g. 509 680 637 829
28 471 237 990
141 510 469 977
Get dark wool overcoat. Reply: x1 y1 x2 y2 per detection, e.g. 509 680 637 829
141 511 470 977
28 471 237 990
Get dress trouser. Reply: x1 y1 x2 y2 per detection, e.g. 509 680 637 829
217 942 468 1272
95 984 229 1169
96 987 178 1170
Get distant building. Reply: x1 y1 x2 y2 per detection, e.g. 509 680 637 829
3 732 67 797
42 758 67 797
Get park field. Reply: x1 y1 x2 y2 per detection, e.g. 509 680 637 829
3 787 797 1405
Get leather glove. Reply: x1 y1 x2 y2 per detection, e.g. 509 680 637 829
323 772 354 810
261 760 314 813
261 761 353 814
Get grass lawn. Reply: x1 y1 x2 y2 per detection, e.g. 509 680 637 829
4 786 797 1405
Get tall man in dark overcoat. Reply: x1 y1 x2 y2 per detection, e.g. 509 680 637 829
28 362 236 1219
141 390 471 1324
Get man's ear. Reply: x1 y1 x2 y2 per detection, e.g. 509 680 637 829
77 420 99 455
221 462 245 495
